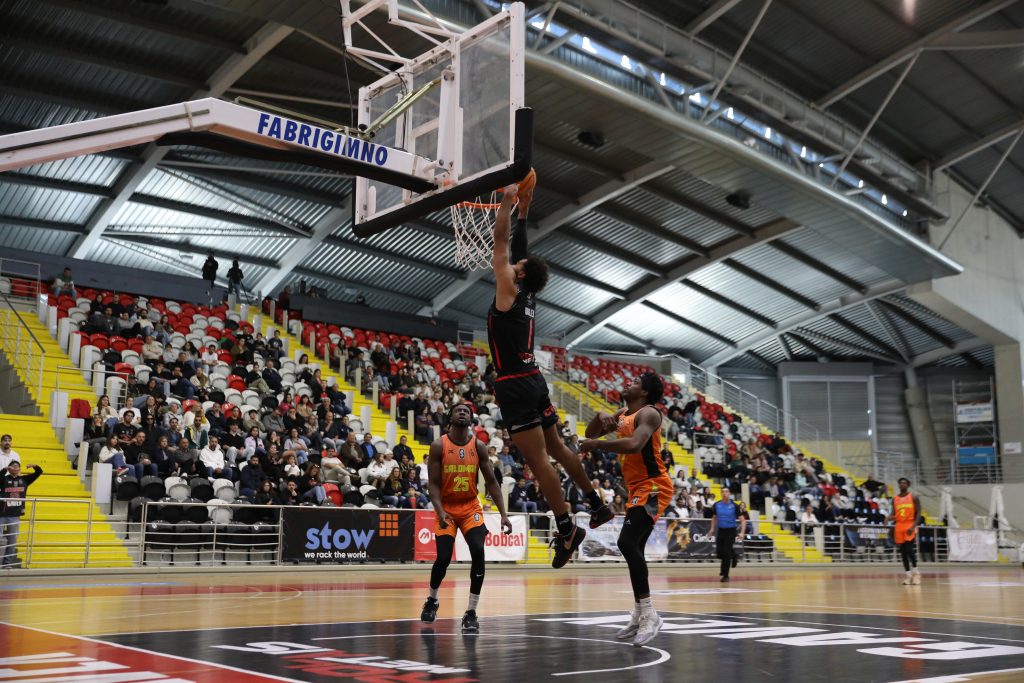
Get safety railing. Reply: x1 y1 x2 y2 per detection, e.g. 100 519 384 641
0 289 45 400
0 257 42 304
56 364 129 408
0 497 130 569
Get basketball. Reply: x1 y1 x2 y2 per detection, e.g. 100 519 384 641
517 167 537 199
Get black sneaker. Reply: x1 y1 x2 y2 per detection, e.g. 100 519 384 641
589 504 614 529
720 575 730 583
420 597 439 623
551 526 586 569
461 610 479 634
731 554 739 568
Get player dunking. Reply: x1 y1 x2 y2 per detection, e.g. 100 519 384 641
421 403 512 633
580 372 671 645
888 477 921 585
488 172 613 567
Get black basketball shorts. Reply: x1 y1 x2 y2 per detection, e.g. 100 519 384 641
494 371 559 435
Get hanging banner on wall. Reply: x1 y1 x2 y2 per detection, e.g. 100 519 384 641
948 529 998 562
843 525 895 550
281 507 415 563
579 514 669 561
956 402 994 423
665 518 721 560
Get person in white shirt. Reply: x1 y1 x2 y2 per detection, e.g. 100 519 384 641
200 435 232 481
366 451 394 488
319 447 353 488
0 434 21 470
202 344 220 370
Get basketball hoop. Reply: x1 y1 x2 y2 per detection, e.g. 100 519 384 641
450 191 505 271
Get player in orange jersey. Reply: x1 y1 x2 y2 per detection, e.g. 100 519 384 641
887 477 921 585
581 372 671 646
421 403 511 633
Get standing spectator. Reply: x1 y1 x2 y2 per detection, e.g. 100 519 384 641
1 461 43 567
51 267 77 298
0 434 20 470
226 259 244 296
201 253 218 286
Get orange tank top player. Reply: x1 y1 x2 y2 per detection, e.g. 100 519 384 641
887 477 922 585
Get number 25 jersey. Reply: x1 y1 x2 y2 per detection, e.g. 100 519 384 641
441 435 479 505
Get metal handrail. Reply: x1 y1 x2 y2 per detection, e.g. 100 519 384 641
0 288 45 400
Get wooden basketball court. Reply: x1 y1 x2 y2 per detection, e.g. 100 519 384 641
3 564 1024 682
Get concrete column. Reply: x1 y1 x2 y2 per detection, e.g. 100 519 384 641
994 343 1024 481
903 368 941 481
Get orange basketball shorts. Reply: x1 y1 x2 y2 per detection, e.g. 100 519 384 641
894 524 916 544
626 475 674 523
435 499 486 538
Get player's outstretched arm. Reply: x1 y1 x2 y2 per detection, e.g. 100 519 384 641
584 408 625 438
580 407 660 453
492 184 519 311
478 439 512 534
426 440 450 528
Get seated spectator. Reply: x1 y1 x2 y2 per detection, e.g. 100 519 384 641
254 480 277 506
98 436 128 474
95 395 117 423
51 267 77 298
149 435 176 477
169 436 199 477
262 405 287 437
244 426 267 462
240 453 269 500
221 423 246 464
393 434 413 463
359 433 377 467
366 451 393 488
277 453 302 481
379 468 405 507
82 415 108 465
199 435 232 481
297 462 326 504
201 343 219 370
112 411 138 446
509 477 537 515
610 493 626 515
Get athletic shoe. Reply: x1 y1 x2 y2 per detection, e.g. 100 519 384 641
420 597 439 623
589 504 614 529
720 575 730 583
911 569 921 585
616 610 640 640
901 573 913 585
461 610 479 634
552 526 586 569
633 612 663 647
731 554 739 568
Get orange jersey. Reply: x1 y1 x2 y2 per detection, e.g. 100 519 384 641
440 435 480 505
616 407 668 488
893 492 916 526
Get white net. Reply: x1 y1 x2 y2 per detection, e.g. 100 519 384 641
450 192 500 271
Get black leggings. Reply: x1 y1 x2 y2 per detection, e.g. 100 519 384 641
716 528 738 578
430 525 488 595
898 540 918 571
617 506 655 601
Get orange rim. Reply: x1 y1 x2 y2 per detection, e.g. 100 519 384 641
455 200 502 209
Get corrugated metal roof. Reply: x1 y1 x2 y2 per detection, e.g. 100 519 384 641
0 184 100 224
531 239 649 291
0 225 77 254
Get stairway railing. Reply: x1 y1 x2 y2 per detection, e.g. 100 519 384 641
0 290 45 400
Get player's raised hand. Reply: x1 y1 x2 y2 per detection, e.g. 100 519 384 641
579 438 601 453
500 515 513 535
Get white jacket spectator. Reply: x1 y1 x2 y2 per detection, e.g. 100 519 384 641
366 452 395 485
200 444 226 471
141 337 163 361
0 434 21 469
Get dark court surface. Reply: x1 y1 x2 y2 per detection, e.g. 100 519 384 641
98 610 1024 682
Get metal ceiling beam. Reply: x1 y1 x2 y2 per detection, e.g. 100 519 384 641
39 0 244 54
786 332 834 361
562 217 800 348
817 0 1017 108
557 227 665 276
293 269 431 309
769 240 867 293
251 206 351 297
746 350 776 370
0 214 85 234
935 119 1024 171
641 301 737 348
700 0 773 121
778 333 795 361
594 203 711 258
103 233 278 269
0 33 206 90
0 82 132 117
686 0 744 35
159 157 347 206
866 300 911 363
722 258 820 310
700 280 909 368
606 325 658 350
794 328 901 364
877 300 956 348
68 22 294 260
641 183 756 239
827 313 905 362
923 28 1024 51
910 337 990 368
678 279 776 327
547 264 627 299
324 236 458 280
127 193 304 237
0 172 113 198
418 160 673 316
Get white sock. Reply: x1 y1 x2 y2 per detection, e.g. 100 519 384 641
467 593 480 611
639 597 654 616
905 570 912 577
429 588 439 600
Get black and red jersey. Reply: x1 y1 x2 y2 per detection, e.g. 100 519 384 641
487 288 537 378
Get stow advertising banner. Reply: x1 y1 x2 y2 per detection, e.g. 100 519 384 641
413 510 528 562
579 515 669 562
281 507 415 563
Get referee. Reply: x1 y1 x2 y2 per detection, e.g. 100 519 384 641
708 488 747 583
